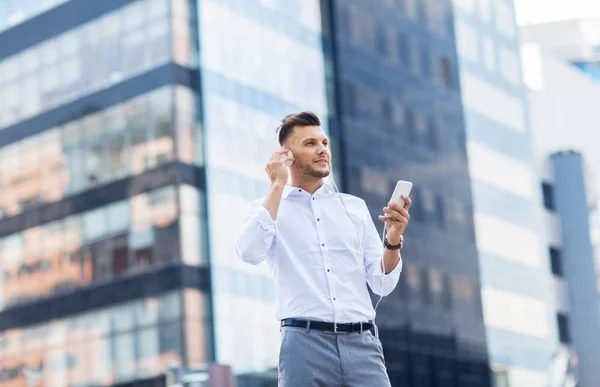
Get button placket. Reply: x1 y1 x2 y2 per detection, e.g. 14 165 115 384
312 195 338 314
312 196 327 250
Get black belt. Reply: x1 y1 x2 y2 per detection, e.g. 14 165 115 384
281 318 373 333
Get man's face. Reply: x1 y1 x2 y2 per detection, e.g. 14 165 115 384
285 125 331 179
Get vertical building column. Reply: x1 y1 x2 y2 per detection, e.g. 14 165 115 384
551 150 600 386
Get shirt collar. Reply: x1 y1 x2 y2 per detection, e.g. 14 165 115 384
282 182 335 199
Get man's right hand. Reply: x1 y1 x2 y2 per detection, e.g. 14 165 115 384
266 148 293 185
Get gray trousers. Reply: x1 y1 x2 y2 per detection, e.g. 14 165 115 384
278 325 392 387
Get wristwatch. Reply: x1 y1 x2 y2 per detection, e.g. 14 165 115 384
383 235 403 250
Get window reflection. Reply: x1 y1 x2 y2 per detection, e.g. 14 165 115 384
0 291 187 385
137 327 160 377
0 185 181 307
89 336 113 386
67 341 91 386
0 85 199 221
114 333 136 381
159 321 183 366
0 0 174 128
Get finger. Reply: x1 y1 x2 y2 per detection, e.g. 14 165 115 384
382 207 409 223
271 148 291 160
402 195 412 210
378 215 403 225
388 202 405 213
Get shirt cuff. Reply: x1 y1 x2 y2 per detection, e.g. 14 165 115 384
252 205 276 240
378 254 403 277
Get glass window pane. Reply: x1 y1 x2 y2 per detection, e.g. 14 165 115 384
122 30 146 74
40 39 59 65
113 333 136 382
100 11 121 38
104 105 126 133
149 0 169 19
21 77 41 117
109 133 129 179
65 147 84 194
176 115 194 164
128 221 154 270
59 30 80 56
123 1 146 30
137 327 160 377
67 341 91 385
61 56 82 87
159 321 183 364
89 336 112 386
135 297 160 328
3 56 19 82
148 15 170 64
83 208 107 243
46 347 68 386
160 291 181 322
107 200 130 235
151 119 173 167
111 302 135 333
87 310 111 338
21 48 39 73
84 141 107 186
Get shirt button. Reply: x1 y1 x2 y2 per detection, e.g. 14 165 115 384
298 189 302 192
317 218 320 221
333 297 336 301
327 269 330 272
312 198 315 200
321 244 325 246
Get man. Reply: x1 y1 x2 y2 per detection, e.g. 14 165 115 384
235 111 411 386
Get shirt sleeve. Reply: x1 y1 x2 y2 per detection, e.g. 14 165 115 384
361 200 403 296
234 199 276 265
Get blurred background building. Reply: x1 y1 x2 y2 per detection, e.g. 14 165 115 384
520 16 600 83
452 0 559 386
523 32 600 386
539 151 600 387
326 0 490 386
0 0 209 386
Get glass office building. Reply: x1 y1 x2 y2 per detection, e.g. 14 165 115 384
0 0 490 386
327 1 490 386
452 0 558 385
0 1 209 386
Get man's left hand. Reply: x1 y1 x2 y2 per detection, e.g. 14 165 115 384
378 195 412 245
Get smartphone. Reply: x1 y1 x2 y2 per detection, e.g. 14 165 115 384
385 180 412 216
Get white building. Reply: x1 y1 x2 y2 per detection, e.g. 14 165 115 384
521 17 600 83
523 38 600 387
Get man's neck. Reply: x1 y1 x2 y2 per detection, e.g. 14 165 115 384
290 177 325 195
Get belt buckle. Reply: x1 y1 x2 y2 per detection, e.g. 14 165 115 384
334 323 338 333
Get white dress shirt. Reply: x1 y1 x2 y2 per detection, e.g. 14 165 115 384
235 183 402 323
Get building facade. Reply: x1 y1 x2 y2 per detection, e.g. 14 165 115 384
524 43 600 387
0 1 211 386
452 0 559 385
327 0 490 386
540 151 600 387
520 17 600 84
0 0 490 386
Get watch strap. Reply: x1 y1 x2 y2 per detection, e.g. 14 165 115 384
384 235 403 250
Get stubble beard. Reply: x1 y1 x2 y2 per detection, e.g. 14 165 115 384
297 162 330 179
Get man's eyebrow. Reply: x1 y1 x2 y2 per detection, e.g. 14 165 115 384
301 137 328 142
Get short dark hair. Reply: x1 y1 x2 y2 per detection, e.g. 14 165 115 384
276 111 321 145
